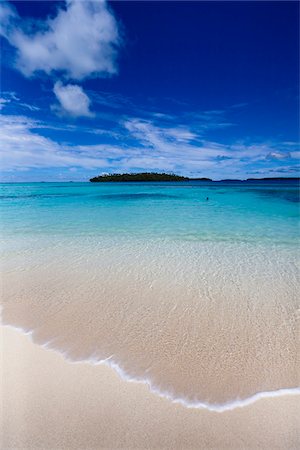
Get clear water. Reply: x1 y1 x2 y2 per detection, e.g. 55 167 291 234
1 180 299 244
1 180 299 406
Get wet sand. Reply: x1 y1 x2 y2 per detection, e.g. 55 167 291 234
1 238 299 406
1 237 299 448
1 325 299 449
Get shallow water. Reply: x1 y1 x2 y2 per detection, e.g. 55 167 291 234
1 180 299 407
1 180 299 243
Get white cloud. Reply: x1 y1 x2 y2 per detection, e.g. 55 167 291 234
0 91 19 110
0 1 16 39
0 98 11 110
0 0 121 80
123 118 232 161
267 151 291 160
53 81 93 117
0 115 108 170
0 112 298 180
0 91 40 112
290 151 300 159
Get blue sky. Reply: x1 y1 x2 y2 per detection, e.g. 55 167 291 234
0 0 299 181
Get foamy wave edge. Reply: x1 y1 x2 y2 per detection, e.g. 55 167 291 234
2 322 300 413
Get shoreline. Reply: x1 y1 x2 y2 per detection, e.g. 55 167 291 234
1 182 299 448
1 237 298 406
1 324 299 449
2 321 300 413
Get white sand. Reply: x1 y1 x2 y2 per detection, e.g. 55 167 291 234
1 325 299 450
1 239 299 405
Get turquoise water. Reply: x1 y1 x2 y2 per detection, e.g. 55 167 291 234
1 180 299 245
1 180 299 405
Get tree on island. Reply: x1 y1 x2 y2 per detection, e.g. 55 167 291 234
90 172 189 182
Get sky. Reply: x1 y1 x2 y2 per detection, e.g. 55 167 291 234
0 0 299 181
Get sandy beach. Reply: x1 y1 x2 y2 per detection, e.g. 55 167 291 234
1 224 299 449
1 0 299 447
1 237 299 407
1 325 299 449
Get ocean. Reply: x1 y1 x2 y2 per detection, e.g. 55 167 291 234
1 180 299 409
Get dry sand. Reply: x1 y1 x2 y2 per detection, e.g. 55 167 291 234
1 325 299 450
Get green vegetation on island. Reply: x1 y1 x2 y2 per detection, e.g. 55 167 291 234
90 172 190 182
89 173 299 183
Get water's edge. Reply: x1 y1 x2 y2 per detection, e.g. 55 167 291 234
2 320 299 413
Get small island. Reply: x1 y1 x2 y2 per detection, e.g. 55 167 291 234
89 173 299 183
90 172 190 182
